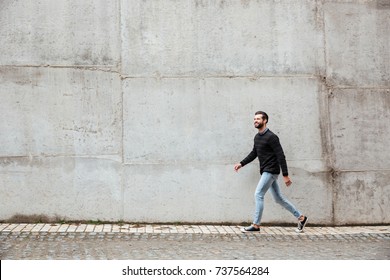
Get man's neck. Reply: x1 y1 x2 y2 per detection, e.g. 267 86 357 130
258 126 268 135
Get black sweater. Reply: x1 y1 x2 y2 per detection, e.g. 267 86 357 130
240 129 288 176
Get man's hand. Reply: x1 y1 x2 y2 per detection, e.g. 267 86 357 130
234 163 242 172
283 176 292 187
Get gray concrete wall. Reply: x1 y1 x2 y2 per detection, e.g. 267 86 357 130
0 0 389 225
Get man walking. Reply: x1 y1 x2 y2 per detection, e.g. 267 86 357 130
234 111 308 233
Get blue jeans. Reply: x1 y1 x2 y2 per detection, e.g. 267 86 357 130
253 172 301 225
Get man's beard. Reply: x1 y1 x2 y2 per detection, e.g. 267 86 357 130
255 122 264 130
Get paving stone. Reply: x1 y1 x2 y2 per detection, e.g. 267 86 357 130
0 224 389 259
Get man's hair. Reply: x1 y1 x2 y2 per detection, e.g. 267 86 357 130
255 111 268 123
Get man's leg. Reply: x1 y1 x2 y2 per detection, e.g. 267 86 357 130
252 172 276 226
269 180 308 232
242 172 275 232
269 179 301 219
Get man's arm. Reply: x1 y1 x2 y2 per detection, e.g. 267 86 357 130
234 145 257 172
269 134 292 186
269 134 288 176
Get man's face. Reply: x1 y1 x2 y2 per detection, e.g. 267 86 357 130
254 114 266 129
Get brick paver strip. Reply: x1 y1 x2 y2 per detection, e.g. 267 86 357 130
94 225 103 232
58 224 69 233
206 225 218 233
215 226 226 234
0 224 389 236
223 226 234 234
85 224 95 232
137 226 146 233
119 224 129 232
3 224 19 232
101 224 110 233
310 227 324 235
75 224 87 232
230 226 242 234
17 224 32 232
264 227 278 235
66 224 78 232
184 226 195 234
112 225 121 233
169 226 178 234
31 224 44 232
326 227 339 234
39 224 51 232
144 225 153 233
177 226 187 233
0 224 9 231
192 226 202 234
20 224 35 232
129 226 138 233
48 224 61 233
199 225 210 234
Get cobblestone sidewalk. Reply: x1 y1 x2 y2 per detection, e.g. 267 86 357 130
1 223 389 260
1 223 390 236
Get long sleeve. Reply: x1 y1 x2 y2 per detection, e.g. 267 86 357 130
240 145 257 167
268 134 288 176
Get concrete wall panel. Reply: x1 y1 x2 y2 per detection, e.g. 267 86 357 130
0 0 120 66
121 0 325 76
122 76 331 224
0 157 122 221
123 77 325 170
334 171 390 224
329 89 390 171
324 1 390 87
0 67 122 158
